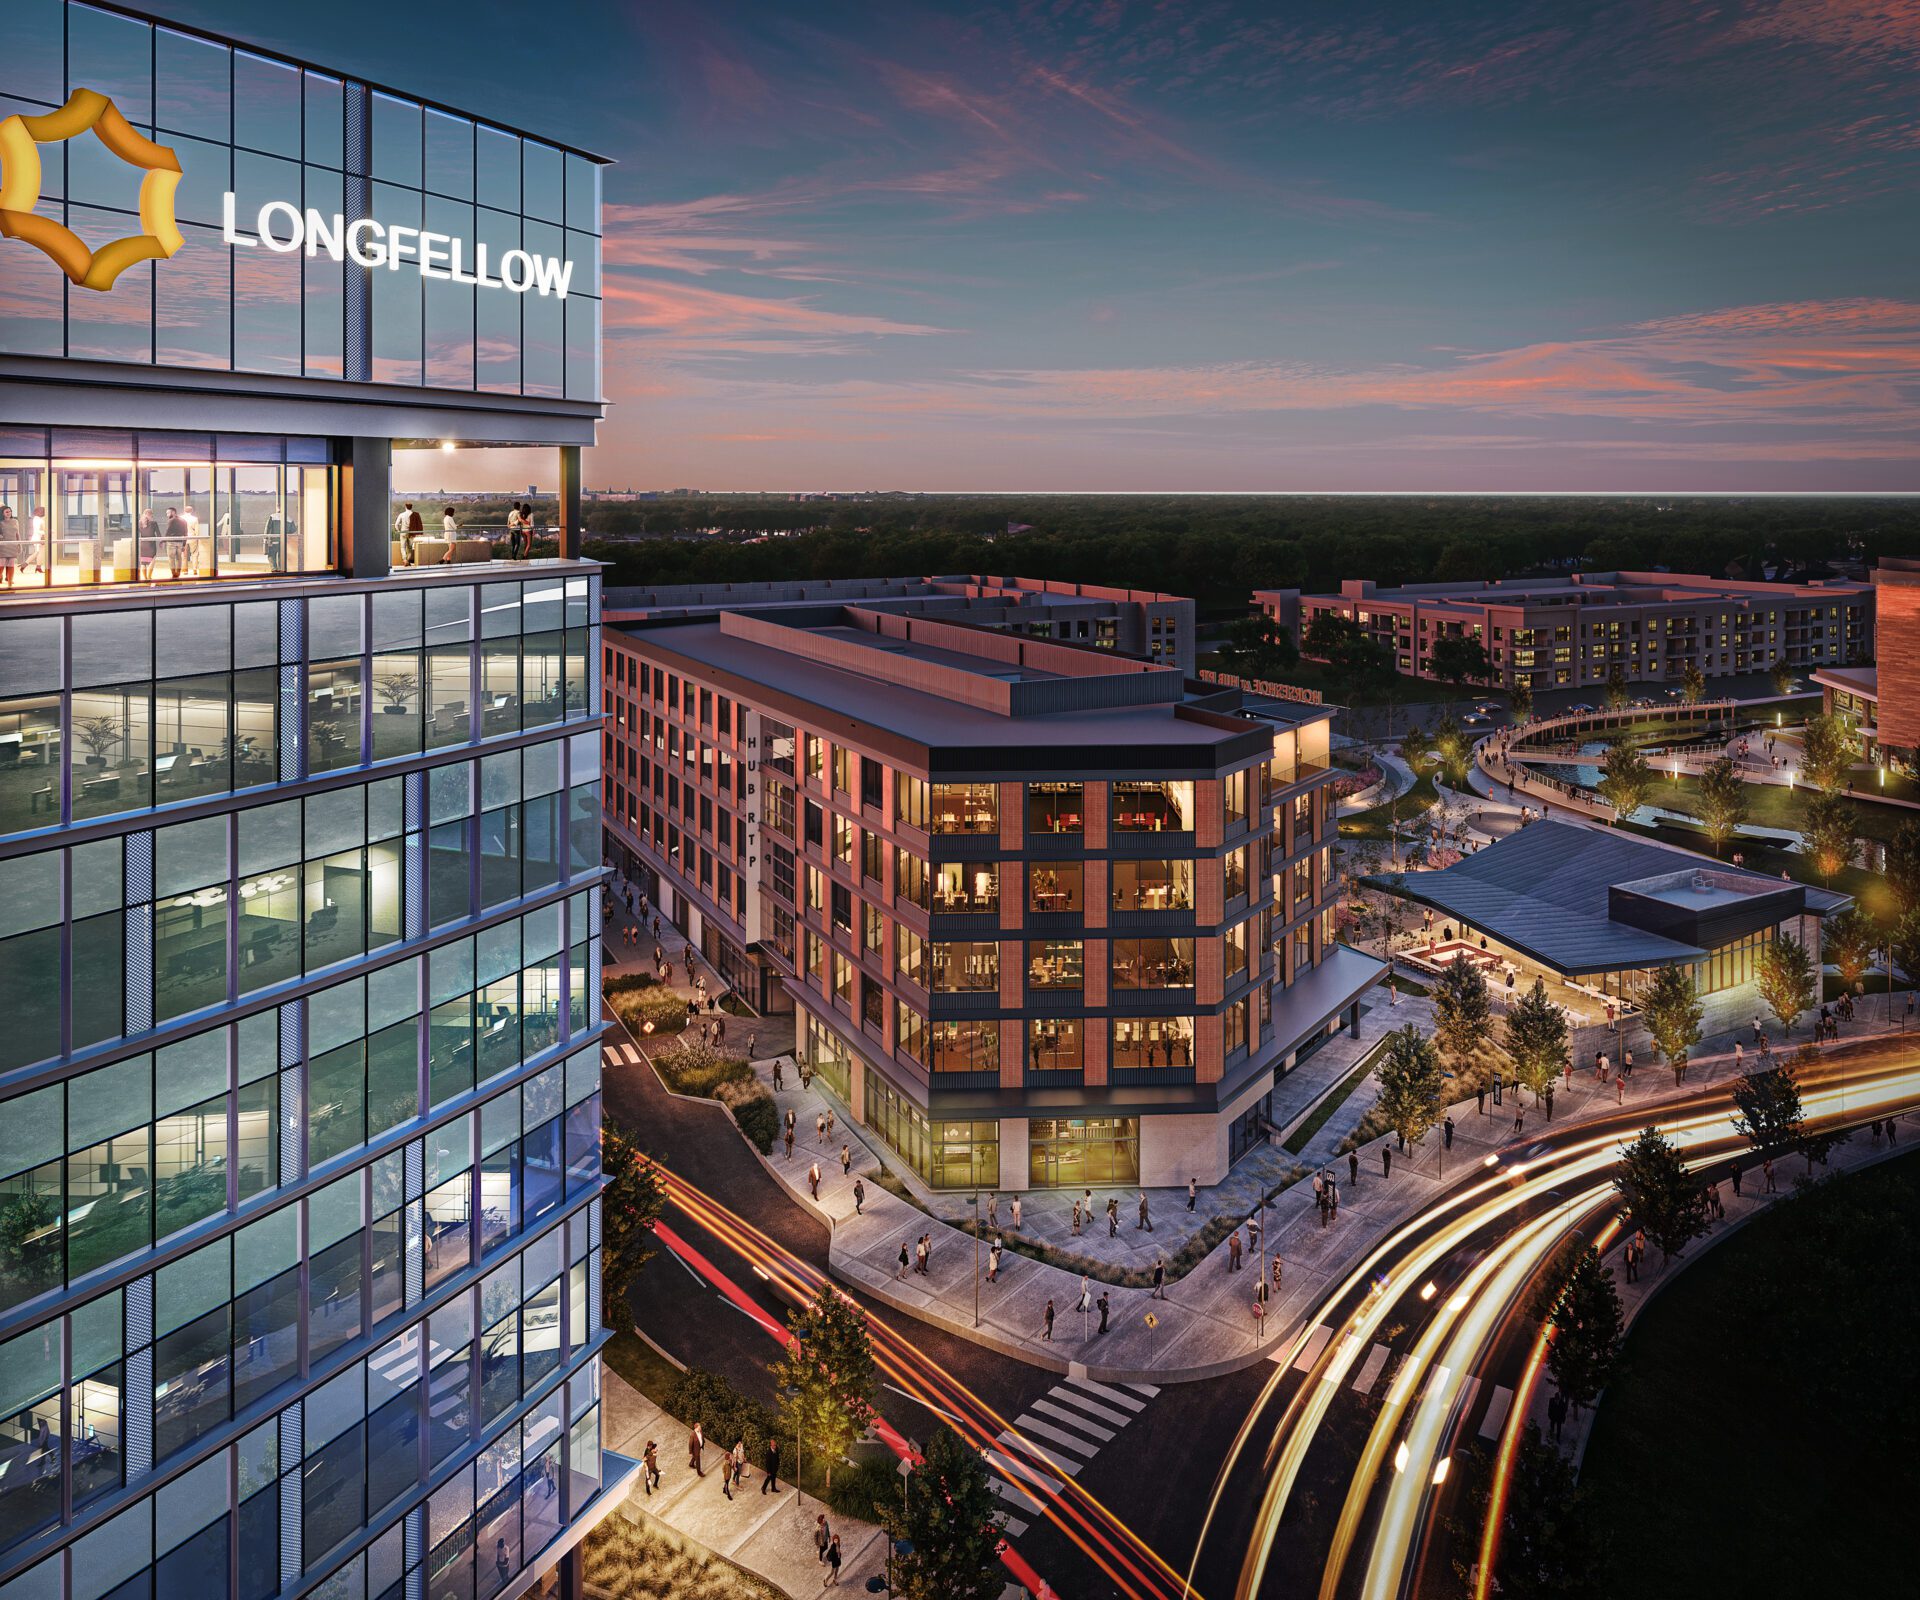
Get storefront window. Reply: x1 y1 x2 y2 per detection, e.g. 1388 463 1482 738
1028 1119 1139 1188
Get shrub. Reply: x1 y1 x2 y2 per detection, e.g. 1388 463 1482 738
654 1036 752 1098
611 985 688 1038
663 1367 777 1462
827 1453 900 1524
717 1077 777 1154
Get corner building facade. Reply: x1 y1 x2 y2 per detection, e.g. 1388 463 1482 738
0 11 620 1600
603 588 1383 1192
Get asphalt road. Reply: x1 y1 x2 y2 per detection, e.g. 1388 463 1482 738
606 994 1920 1600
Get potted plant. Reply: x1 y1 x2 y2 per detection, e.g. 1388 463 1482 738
75 714 121 768
376 670 420 716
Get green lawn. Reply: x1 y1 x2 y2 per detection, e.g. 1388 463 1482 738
1581 1152 1920 1600
1339 758 1441 839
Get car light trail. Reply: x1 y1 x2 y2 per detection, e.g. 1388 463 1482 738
645 1162 1196 1600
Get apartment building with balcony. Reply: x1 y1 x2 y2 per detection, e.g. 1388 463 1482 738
602 590 1382 1192
0 11 620 1600
1257 572 1872 693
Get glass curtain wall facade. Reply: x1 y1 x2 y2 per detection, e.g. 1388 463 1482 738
0 1 602 408
0 572 608 1600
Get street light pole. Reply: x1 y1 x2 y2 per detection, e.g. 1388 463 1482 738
969 1194 981 1328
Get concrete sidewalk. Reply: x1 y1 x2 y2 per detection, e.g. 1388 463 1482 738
737 1001 1918 1383
600 1368 888 1598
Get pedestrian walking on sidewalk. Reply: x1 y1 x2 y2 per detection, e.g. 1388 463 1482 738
1042 1300 1055 1341
1011 1197 1022 1230
1328 1173 1340 1216
1764 1157 1776 1192
1443 1117 1454 1151
840 1143 852 1177
823 1534 841 1587
1707 1180 1723 1220
1272 1256 1284 1297
897 1242 910 1279
1107 1197 1120 1237
987 1237 1002 1282
1381 1146 1392 1179
1138 1190 1153 1231
773 1058 784 1090
720 1440 738 1499
1097 1291 1110 1333
1071 1198 1083 1236
1187 1177 1197 1212
689 1422 705 1476
1513 1105 1525 1135
1728 1160 1743 1197
642 1440 660 1495
1622 1047 1633 1081
1229 1229 1243 1271
1477 1084 1485 1115
1152 1258 1167 1299
1547 1392 1567 1442
815 1112 826 1145
748 1031 758 1060
814 1514 831 1565
783 1128 794 1161
826 1110 836 1140
808 1161 821 1201
1349 1150 1360 1187
1623 1240 1638 1283
852 1179 865 1215
988 1194 999 1229
1616 1073 1624 1105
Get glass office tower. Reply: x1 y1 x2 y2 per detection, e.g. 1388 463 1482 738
0 9 620 1600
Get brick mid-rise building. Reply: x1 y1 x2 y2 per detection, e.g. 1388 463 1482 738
601 584 1381 1191
1259 571 1872 693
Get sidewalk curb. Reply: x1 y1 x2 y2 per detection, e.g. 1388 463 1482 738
1546 1122 1920 1476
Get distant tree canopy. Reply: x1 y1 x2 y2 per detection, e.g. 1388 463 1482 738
567 494 1919 610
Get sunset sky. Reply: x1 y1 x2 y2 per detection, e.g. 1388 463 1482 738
165 0 1919 492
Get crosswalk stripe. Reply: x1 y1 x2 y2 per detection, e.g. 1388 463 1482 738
1322 1331 1363 1385
1123 1382 1160 1398
988 1476 1044 1516
1290 1323 1333 1372
1009 1416 1099 1459
1064 1376 1145 1413
1042 1386 1132 1429
1351 1343 1391 1394
1479 1385 1514 1440
993 1505 1029 1536
1030 1398 1116 1443
985 1450 1062 1497
994 1431 1083 1479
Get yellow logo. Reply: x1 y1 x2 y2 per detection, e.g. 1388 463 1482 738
0 89 183 291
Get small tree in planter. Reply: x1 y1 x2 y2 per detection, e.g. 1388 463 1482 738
376 670 420 716
74 713 122 768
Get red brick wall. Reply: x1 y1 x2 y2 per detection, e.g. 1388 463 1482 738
1879 580 1920 749
1084 1021 1108 1086
1084 782 1109 850
1196 1014 1223 1083
1084 941 1108 1008
999 942 1023 1008
1195 779 1223 847
1197 936 1224 1006
1084 861 1108 928
1000 862 1025 931
999 783 1024 851
999 1020 1023 1089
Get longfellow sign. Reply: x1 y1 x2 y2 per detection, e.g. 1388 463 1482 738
222 193 576 298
